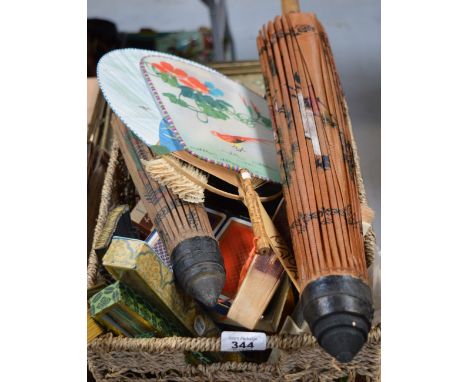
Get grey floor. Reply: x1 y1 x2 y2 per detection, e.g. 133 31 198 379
89 0 381 245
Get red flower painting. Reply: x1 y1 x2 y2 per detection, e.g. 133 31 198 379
148 58 272 129
152 61 209 93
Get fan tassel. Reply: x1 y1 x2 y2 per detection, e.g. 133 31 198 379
143 156 208 204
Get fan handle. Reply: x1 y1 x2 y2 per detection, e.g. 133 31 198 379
282 0 301 14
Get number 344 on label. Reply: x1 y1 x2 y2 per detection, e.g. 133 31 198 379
220 331 267 352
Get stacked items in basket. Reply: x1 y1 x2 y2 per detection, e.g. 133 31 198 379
87 2 380 381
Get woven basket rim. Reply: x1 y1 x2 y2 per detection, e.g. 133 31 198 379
88 326 380 353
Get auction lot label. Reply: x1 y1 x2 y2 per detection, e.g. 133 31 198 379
221 331 267 352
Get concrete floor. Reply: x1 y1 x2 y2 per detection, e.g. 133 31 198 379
88 0 381 245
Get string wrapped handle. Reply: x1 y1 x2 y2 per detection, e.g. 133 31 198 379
238 169 270 255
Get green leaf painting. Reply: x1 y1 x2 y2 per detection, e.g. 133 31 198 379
148 60 272 129
140 54 281 182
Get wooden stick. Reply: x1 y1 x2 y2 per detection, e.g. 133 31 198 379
281 0 300 14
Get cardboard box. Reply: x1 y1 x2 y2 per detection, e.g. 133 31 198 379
87 309 104 343
102 237 220 337
210 275 293 333
89 281 182 337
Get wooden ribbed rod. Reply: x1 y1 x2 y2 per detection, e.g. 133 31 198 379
112 116 225 307
257 13 368 289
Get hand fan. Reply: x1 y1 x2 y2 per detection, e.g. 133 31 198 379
98 48 280 181
98 48 299 329
97 49 167 150
139 54 279 182
257 0 374 362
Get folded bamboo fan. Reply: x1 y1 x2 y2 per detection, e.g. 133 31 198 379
98 49 299 329
257 0 374 362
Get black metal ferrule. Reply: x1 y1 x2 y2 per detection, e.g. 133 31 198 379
301 275 374 363
171 236 226 307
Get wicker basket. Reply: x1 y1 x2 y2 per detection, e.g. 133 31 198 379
87 131 381 381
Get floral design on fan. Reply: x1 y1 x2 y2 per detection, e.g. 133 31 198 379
148 60 272 128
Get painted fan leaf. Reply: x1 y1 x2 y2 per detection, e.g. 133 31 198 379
97 49 181 151
141 54 280 182
97 48 280 182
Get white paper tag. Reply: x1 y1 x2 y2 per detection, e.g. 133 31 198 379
240 171 251 179
220 331 267 352
297 92 321 155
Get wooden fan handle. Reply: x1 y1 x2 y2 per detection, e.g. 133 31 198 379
282 0 300 14
239 169 270 255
